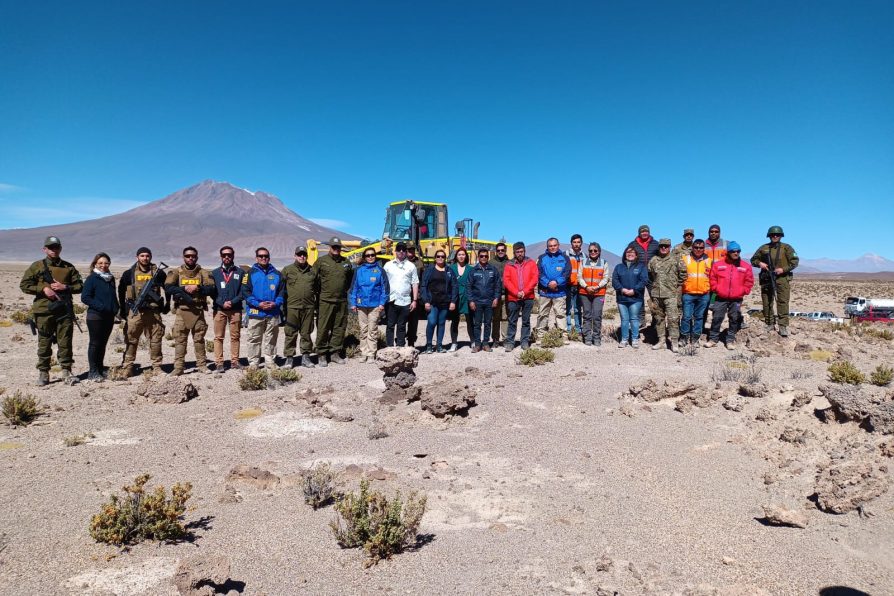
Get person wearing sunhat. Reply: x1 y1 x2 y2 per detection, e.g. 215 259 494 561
313 237 354 366
282 245 318 368
19 236 84 386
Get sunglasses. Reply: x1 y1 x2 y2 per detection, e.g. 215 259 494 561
589 249 599 252
221 253 234 258
728 250 740 253
496 248 506 252
256 254 270 259
364 253 376 258
435 255 446 259
693 246 705 249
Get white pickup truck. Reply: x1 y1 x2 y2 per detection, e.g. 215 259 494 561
805 311 844 324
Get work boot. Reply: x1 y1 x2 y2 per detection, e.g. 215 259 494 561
778 326 789 337
284 357 294 369
302 356 316 369
766 324 775 332
197 364 212 374
504 342 514 352
471 345 480 353
631 340 640 349
651 342 663 351
230 361 244 371
214 363 225 374
151 364 163 375
669 343 678 353
330 354 346 365
703 341 717 348
520 341 530 350
725 342 736 351
483 344 492 352
318 357 329 368
37 371 50 386
170 368 184 377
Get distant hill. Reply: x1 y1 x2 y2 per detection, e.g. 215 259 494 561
525 239 621 267
0 180 359 264
799 253 894 273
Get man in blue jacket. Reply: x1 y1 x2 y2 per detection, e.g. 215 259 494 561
468 248 502 352
210 245 248 372
244 247 284 369
536 237 571 337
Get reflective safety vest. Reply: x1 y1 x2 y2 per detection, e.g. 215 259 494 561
567 251 583 286
578 261 607 296
705 239 727 264
682 254 712 295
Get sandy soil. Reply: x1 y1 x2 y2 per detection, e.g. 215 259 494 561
0 263 892 595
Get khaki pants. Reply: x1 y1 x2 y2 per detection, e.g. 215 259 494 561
123 309 164 368
173 308 208 370
246 317 278 367
213 309 242 364
649 296 680 341
491 296 508 344
536 295 566 333
356 307 381 357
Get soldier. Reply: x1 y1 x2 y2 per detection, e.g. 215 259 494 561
165 246 215 375
210 246 247 372
647 238 686 352
313 237 354 367
672 229 695 259
490 242 510 346
281 246 318 368
244 247 284 369
750 226 799 337
404 245 425 349
19 236 83 386
117 247 168 376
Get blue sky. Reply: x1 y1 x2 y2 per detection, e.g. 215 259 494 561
1 1 892 259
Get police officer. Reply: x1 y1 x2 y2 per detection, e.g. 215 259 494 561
19 236 83 386
118 247 168 376
281 246 317 368
750 226 799 337
313 237 354 366
165 246 215 375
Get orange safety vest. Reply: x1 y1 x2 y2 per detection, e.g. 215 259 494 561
578 262 607 296
567 252 583 286
682 255 712 295
705 240 727 264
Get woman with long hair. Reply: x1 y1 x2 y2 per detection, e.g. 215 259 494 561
81 252 119 381
447 248 473 351
420 249 458 353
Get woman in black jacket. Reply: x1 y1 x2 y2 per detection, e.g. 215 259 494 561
81 252 119 381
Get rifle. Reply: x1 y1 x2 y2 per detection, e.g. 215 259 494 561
129 262 169 316
41 263 82 333
28 317 37 337
764 247 778 301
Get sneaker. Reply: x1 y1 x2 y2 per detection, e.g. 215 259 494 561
778 326 789 337
318 359 328 368
520 341 530 350
424 346 434 354
37 371 49 386
618 342 627 349
631 341 640 349
330 354 346 365
301 356 316 369
471 345 480 353
703 341 717 348
284 357 294 368
766 324 775 332
725 342 736 351
449 343 458 352
88 371 104 382
437 346 448 353
483 344 492 352
214 366 225 375
504 342 514 352
230 361 244 371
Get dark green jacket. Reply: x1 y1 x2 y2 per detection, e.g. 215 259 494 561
750 242 799 281
313 254 354 303
282 262 317 309
20 257 83 315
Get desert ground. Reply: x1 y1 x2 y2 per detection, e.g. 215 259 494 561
0 262 892 596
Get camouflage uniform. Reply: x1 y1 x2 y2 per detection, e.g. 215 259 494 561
313 254 354 358
647 249 686 343
165 264 215 373
750 242 799 329
20 257 83 373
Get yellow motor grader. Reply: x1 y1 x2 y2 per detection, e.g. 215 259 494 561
306 200 502 265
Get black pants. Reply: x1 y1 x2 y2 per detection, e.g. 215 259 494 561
507 299 534 346
386 302 410 347
406 305 420 346
449 310 474 346
87 315 115 373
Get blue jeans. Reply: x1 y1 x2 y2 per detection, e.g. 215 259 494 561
471 304 494 346
681 293 710 340
425 305 449 348
506 299 534 346
618 301 642 343
566 288 582 333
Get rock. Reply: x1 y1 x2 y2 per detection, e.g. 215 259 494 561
738 382 769 398
618 401 637 418
789 391 812 409
755 407 777 422
375 347 418 374
135 378 198 404
594 554 613 572
674 388 723 413
761 504 808 528
173 555 231 595
420 382 476 417
320 404 353 422
379 385 421 405
226 465 280 490
881 439 894 458
723 396 745 412
367 466 395 481
218 484 242 504
779 427 810 444
623 379 707 403
820 384 894 434
721 556 737 566
367 419 388 440
813 460 889 514
382 370 417 390
793 342 812 352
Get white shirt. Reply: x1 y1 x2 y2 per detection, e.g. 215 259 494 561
383 258 419 306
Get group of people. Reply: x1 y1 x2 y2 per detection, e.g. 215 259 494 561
18 224 797 385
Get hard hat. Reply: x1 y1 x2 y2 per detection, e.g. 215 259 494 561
766 226 784 238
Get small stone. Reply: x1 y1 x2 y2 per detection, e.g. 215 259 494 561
761 504 808 528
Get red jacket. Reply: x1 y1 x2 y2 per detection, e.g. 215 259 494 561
503 258 538 301
709 258 754 300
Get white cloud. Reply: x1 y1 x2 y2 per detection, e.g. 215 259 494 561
0 183 26 194
0 197 148 228
309 217 351 230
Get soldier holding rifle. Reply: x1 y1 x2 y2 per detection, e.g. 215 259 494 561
751 226 799 337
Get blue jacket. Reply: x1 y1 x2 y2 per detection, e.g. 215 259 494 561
348 261 389 308
210 264 248 311
81 272 119 317
468 263 502 304
245 263 284 319
420 265 459 306
611 261 648 305
537 251 572 298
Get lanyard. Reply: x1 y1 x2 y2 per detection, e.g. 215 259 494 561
221 267 234 285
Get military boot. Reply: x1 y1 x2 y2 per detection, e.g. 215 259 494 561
778 326 789 337
301 356 316 369
37 371 50 386
284 357 294 369
170 367 184 377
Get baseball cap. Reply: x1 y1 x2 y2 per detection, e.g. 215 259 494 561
683 228 694 235
395 242 408 252
295 246 308 255
328 237 343 247
638 225 650 234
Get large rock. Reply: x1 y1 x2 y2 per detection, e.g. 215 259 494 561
382 370 417 390
820 384 894 434
173 555 231 595
421 382 476 418
375 347 418 374
376 347 419 403
813 460 889 514
135 378 198 404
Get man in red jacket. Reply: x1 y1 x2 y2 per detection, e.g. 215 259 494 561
503 241 539 351
705 241 754 349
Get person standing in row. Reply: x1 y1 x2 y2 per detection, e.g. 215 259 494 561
672 229 695 259
704 224 728 263
613 246 648 349
421 249 457 353
490 242 510 346
80 252 119 381
626 225 659 331
20 236 84 385
648 238 685 352
404 245 425 349
165 246 215 375
244 247 284 369
565 234 584 336
751 226 799 338
536 238 571 336
383 242 419 347
118 247 167 376
282 246 318 368
349 248 388 362
577 242 609 347
679 239 712 347
468 248 502 352
448 248 473 351
706 242 754 349
503 242 538 351
210 245 247 372
314 237 353 366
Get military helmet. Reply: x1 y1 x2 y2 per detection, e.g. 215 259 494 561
766 225 784 238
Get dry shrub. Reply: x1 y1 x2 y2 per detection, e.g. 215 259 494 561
269 368 301 385
809 350 834 362
0 320 12 328
239 369 269 391
539 329 564 348
303 462 335 509
89 474 192 545
64 432 95 447
205 339 214 353
330 478 426 567
9 309 30 324
567 327 581 343
2 391 42 426
863 326 894 341
603 307 618 320
827 361 865 385
870 364 893 387
73 304 87 315
518 347 555 366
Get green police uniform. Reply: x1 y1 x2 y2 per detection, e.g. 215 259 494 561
750 241 798 329
313 254 354 357
20 257 83 372
119 262 167 372
281 262 317 357
165 264 215 372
